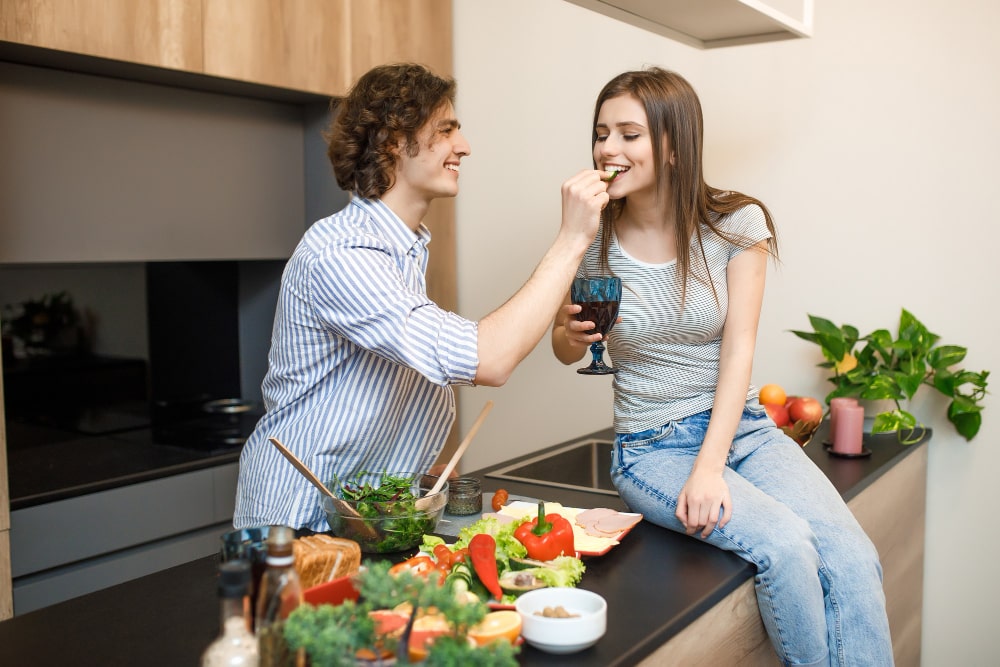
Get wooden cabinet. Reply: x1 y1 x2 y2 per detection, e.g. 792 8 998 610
640 443 928 666
202 0 352 96
2 0 453 95
349 0 452 80
0 0 203 70
203 0 453 95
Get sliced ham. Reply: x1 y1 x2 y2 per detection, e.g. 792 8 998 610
594 512 643 535
575 507 618 525
575 507 643 538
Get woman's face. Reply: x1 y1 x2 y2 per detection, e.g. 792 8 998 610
593 94 666 201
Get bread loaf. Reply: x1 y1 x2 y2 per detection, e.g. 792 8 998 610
293 534 362 589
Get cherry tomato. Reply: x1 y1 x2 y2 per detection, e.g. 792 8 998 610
433 544 453 565
451 548 468 565
491 489 509 512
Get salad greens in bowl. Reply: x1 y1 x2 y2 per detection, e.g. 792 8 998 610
322 471 448 553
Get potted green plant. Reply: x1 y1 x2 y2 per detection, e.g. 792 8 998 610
790 309 989 441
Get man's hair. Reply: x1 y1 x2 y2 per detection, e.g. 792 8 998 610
327 63 457 198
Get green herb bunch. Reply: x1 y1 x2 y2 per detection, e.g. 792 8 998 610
283 561 519 667
790 309 989 441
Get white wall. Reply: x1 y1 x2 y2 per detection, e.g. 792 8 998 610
453 0 1000 663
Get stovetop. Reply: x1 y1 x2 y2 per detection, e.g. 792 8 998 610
6 397 261 508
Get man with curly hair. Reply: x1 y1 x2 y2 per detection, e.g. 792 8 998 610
235 63 611 530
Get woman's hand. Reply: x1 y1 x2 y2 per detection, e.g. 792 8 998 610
676 468 733 538
558 302 602 347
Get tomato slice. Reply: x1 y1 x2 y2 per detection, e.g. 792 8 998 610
388 555 435 577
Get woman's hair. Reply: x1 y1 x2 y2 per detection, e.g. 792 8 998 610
327 63 457 198
593 67 778 307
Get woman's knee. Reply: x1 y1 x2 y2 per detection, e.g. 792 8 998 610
745 514 822 573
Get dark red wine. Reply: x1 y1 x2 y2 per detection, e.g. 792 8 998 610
575 300 619 335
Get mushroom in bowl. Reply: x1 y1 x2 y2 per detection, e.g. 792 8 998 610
514 587 607 654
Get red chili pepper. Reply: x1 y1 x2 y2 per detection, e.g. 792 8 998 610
468 533 503 600
513 500 576 561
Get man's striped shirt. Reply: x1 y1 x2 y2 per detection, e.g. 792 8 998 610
234 198 479 531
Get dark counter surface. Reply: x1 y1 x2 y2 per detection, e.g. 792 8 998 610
0 423 929 666
6 420 241 510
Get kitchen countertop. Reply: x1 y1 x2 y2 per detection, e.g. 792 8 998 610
0 423 929 665
5 420 241 510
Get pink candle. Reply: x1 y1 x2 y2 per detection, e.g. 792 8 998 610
829 397 859 444
832 404 865 455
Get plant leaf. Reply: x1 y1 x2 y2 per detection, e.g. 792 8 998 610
928 345 966 369
949 402 982 440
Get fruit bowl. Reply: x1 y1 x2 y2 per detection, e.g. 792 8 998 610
780 418 821 446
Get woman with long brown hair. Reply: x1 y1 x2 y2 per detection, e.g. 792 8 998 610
553 67 892 666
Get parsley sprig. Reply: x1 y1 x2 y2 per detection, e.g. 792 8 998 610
283 561 519 666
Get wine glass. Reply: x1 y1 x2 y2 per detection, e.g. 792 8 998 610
571 276 622 375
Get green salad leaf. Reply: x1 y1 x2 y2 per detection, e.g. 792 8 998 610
453 516 527 572
524 555 586 588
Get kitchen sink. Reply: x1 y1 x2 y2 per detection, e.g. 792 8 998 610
485 438 617 496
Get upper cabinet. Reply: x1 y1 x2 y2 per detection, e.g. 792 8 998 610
0 0 453 96
0 0 203 70
349 0 451 80
565 0 813 49
202 0 352 96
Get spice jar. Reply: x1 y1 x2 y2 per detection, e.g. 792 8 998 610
446 477 482 515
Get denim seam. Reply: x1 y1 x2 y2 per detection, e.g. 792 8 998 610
817 561 844 666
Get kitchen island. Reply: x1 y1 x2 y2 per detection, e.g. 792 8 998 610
0 424 928 666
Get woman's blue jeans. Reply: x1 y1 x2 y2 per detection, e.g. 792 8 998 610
611 400 894 667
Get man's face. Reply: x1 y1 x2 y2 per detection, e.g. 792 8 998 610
392 102 471 202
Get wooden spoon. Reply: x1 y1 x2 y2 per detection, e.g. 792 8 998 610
268 436 373 536
416 400 494 510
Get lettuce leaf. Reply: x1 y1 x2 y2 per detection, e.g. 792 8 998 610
527 556 586 588
453 517 527 570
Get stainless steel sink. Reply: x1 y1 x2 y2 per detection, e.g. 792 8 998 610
485 438 617 496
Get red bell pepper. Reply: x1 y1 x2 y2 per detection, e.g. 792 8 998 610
513 501 576 561
468 533 503 600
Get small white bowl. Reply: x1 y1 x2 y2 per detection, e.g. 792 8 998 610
514 587 607 654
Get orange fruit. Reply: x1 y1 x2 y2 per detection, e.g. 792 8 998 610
467 610 522 646
759 383 787 406
407 629 450 661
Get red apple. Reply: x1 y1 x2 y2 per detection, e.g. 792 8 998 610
765 403 791 427
787 396 823 424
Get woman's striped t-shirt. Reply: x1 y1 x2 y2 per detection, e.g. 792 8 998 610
579 203 772 435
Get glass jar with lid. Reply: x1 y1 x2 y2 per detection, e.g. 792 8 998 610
446 477 482 515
